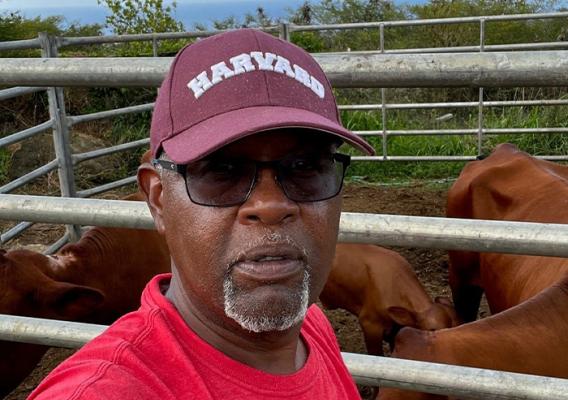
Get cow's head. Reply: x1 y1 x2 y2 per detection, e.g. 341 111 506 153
0 249 104 320
387 296 461 334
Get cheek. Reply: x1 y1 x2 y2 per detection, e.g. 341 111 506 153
300 197 342 293
161 181 236 290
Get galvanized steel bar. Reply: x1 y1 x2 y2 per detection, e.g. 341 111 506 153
383 41 568 54
73 138 149 164
351 155 568 162
351 156 478 162
0 314 566 399
0 159 58 194
289 11 568 31
2 51 568 88
1 195 568 257
57 26 279 47
44 232 70 255
339 99 568 111
0 314 106 349
67 103 154 126
0 221 34 244
354 128 568 137
0 195 154 229
0 120 54 149
484 127 568 134
354 129 478 136
39 33 81 242
0 86 46 101
77 176 138 198
477 19 486 156
379 23 387 159
344 353 568 399
0 38 41 51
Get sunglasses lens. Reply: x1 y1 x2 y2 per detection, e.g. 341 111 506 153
185 159 256 206
279 155 344 202
184 154 347 207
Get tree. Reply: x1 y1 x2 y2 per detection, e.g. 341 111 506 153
97 0 185 56
98 0 184 35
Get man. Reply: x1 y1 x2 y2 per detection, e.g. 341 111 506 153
30 28 374 399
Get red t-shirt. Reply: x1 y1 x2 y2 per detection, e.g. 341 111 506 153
29 274 360 399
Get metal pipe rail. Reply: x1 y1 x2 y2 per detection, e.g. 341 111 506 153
77 176 138 199
67 103 154 126
0 86 46 101
57 26 280 47
1 221 34 244
1 51 568 88
73 138 150 165
288 11 568 31
339 99 568 111
0 120 54 149
355 127 568 137
345 353 568 399
1 195 567 257
376 41 568 54
0 38 41 51
0 160 59 194
0 314 566 399
351 155 568 162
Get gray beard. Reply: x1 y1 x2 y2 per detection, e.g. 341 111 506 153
223 269 310 333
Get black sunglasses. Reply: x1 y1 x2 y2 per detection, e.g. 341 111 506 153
152 152 350 207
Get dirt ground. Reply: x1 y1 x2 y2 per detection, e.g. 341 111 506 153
3 182 460 400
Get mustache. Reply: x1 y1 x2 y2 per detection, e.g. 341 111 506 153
226 231 310 271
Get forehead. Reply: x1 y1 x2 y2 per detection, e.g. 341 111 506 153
209 129 339 160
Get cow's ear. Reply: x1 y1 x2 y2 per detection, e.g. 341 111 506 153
47 282 105 320
434 296 453 307
387 306 417 326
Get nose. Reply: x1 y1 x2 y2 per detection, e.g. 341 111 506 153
237 168 299 226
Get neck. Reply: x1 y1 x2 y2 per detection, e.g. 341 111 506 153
165 273 308 374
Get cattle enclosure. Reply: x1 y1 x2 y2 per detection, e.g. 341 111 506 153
1 11 568 400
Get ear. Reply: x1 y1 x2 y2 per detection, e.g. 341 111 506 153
140 150 152 164
434 296 453 307
46 282 105 320
387 306 417 327
137 163 166 234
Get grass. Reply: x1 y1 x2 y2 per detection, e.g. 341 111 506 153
337 104 568 185
1 95 566 189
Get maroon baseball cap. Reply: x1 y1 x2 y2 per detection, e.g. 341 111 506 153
150 28 375 163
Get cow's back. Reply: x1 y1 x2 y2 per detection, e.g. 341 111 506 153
447 144 568 315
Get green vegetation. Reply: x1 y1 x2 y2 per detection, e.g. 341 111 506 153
1 0 567 186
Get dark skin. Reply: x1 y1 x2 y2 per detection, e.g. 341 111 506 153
138 130 342 375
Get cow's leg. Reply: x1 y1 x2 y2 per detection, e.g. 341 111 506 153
448 251 482 323
359 315 384 357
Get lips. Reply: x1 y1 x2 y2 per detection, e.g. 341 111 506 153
230 244 306 282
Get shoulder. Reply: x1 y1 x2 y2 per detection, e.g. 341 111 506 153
29 359 168 400
30 306 171 399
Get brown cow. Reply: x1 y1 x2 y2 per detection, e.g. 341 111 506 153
320 244 459 356
378 277 568 400
446 143 568 322
379 144 568 399
0 191 171 397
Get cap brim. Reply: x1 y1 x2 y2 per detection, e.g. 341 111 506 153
161 106 375 164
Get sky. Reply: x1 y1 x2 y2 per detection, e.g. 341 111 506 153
0 0 316 29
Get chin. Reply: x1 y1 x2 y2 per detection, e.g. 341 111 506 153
223 272 310 333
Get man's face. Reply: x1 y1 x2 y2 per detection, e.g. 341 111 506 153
156 131 342 333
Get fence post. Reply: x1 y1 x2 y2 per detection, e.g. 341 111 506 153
379 23 387 160
38 32 81 243
477 18 486 156
279 22 291 41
